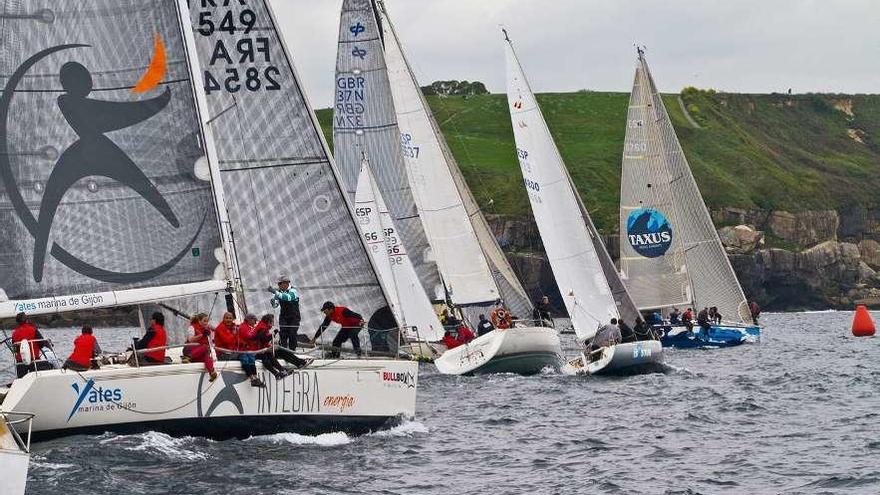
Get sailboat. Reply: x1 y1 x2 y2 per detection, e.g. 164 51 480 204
503 30 663 375
336 0 562 375
618 49 760 348
0 0 417 441
354 154 444 356
0 411 32 495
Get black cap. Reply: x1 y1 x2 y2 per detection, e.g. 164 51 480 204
321 301 335 311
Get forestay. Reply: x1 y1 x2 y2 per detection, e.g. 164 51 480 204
504 32 618 341
0 0 225 317
333 0 442 301
355 156 443 341
618 50 752 324
186 0 393 331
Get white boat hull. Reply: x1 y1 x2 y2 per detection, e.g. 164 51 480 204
434 327 562 376
0 359 417 441
570 341 664 375
0 449 28 495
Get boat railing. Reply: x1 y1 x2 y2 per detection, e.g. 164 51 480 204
512 318 556 329
1 410 34 454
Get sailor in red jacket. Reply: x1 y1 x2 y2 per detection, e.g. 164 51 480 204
213 311 239 359
183 313 217 382
256 314 311 370
456 325 476 344
442 329 462 350
133 312 167 365
63 326 102 371
311 301 364 358
11 312 53 378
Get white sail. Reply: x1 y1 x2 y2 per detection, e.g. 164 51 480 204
377 3 498 306
619 50 753 324
355 157 399 317
504 31 617 341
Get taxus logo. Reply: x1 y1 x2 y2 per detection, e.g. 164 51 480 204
382 370 416 388
67 379 123 422
626 207 673 258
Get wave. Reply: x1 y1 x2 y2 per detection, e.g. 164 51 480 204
100 431 207 460
369 420 429 438
250 431 351 447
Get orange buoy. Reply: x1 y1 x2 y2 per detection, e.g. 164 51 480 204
852 305 876 337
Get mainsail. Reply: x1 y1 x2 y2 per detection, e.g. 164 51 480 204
186 0 393 331
355 155 443 341
375 1 533 318
504 31 628 341
333 0 442 301
618 50 753 325
0 0 226 318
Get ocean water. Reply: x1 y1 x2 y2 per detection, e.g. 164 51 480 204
5 311 880 494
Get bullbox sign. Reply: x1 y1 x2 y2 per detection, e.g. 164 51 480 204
626 208 673 258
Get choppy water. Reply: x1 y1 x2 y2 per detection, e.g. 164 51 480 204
5 312 880 494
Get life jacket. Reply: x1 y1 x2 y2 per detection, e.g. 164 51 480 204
442 333 461 349
457 326 475 344
491 308 512 329
238 321 262 352
144 323 167 363
12 323 40 362
68 334 98 368
214 321 238 351
189 322 210 346
330 306 362 328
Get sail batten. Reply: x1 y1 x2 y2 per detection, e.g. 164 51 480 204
619 52 752 324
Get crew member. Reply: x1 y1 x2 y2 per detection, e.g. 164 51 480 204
491 306 513 330
239 313 277 383
63 326 102 372
532 296 553 327
697 307 712 335
749 301 761 324
710 306 723 325
588 318 622 354
456 324 476 344
442 329 462 350
669 308 682 324
11 312 53 378
619 319 636 343
268 276 301 350
133 312 167 365
311 301 364 358
476 314 495 336
213 312 239 359
255 314 311 369
183 313 217 382
682 308 694 331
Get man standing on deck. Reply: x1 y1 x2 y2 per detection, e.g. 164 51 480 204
311 301 365 358
268 276 301 351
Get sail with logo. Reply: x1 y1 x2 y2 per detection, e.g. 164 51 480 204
618 49 755 329
332 0 443 302
0 0 228 318
503 29 661 374
354 154 443 342
375 0 533 321
185 0 395 332
0 0 419 442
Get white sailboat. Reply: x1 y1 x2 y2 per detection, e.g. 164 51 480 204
618 49 760 348
339 1 562 375
0 411 32 495
354 154 445 356
503 30 663 374
0 0 416 441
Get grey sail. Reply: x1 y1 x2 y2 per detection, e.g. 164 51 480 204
333 0 443 301
618 51 752 324
186 0 393 331
0 0 223 303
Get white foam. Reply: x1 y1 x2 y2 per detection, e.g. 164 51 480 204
123 431 208 460
252 431 351 447
370 420 428 438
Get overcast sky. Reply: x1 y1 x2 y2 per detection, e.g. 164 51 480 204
270 0 880 108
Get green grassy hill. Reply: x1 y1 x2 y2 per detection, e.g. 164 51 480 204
316 90 880 231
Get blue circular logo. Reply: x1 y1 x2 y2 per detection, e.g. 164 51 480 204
626 208 673 258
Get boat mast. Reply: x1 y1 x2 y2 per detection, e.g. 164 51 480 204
174 0 245 314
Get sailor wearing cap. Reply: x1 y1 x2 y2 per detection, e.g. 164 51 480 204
267 275 301 350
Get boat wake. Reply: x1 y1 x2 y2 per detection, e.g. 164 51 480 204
99 431 207 460
249 431 351 447
369 420 429 437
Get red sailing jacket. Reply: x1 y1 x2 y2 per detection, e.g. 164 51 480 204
143 323 167 363
214 321 238 352
457 326 476 344
68 334 98 368
442 333 461 350
238 321 262 352
189 322 210 346
330 306 362 328
253 321 273 347
12 323 40 362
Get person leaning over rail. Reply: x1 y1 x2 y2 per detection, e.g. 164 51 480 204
11 312 54 377
62 325 101 372
255 314 312 370
132 312 168 365
182 313 218 382
311 301 364 358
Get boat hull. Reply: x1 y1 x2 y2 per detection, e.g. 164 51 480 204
571 340 664 375
0 421 28 495
0 359 417 441
433 327 562 376
658 324 760 348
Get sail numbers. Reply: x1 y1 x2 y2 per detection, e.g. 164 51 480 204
197 2 282 95
400 133 420 159
335 76 366 127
